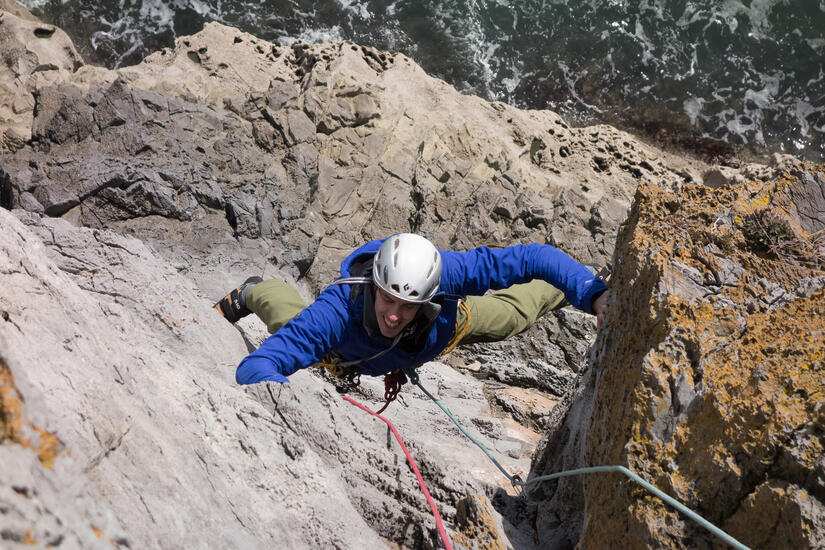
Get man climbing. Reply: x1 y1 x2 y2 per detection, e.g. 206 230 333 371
215 234 609 384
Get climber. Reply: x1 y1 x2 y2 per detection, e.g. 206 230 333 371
215 234 609 384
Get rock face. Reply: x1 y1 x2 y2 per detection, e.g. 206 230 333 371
2 5 822 549
0 18 715 404
0 21 709 283
1 207 537 548
0 3 83 152
531 161 825 549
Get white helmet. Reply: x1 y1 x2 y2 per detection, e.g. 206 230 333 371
372 233 442 303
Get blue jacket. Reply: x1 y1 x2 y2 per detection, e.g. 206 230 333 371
235 239 608 384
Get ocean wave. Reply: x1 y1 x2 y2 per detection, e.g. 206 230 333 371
18 0 825 160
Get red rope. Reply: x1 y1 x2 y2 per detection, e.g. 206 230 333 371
341 395 454 550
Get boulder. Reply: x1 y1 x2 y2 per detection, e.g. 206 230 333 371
0 8 83 152
531 161 825 549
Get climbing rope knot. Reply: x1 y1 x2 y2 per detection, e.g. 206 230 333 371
402 366 419 385
375 370 408 415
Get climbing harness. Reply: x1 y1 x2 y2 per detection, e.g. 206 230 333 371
438 300 471 356
331 299 470 414
320 331 404 374
319 273 435 413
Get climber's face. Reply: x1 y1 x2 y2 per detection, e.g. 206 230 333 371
374 288 421 338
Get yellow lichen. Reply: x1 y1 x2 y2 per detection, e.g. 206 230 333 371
0 358 63 469
453 495 508 550
583 166 825 548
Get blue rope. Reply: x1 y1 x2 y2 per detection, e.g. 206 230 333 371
406 369 518 482
403 368 750 550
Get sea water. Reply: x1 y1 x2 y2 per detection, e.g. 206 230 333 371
22 0 825 161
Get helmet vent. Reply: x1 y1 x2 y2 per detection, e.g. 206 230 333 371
371 233 442 303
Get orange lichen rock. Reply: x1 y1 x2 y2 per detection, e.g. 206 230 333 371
0 357 63 469
581 163 824 549
0 358 24 441
453 494 509 550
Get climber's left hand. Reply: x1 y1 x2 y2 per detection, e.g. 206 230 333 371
593 290 609 331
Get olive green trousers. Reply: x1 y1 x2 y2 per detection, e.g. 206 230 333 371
246 279 567 348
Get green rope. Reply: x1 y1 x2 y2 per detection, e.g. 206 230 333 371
403 368 750 550
406 369 518 482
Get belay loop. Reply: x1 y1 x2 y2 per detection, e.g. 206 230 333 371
330 367 361 394
329 365 411 414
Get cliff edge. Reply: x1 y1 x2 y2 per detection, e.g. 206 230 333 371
531 163 824 548
2 4 823 549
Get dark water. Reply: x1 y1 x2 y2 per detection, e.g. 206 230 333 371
22 0 825 162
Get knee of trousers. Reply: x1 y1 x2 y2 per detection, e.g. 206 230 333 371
246 279 308 334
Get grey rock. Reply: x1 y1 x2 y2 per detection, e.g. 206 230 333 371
664 261 706 300
588 196 627 233
1 16 784 550
702 167 743 188
795 276 825 298
18 191 44 213
527 364 598 548
32 84 97 145
285 108 317 145
2 209 541 549
225 192 260 237
266 78 300 111
789 165 825 233
33 182 79 216
713 253 744 287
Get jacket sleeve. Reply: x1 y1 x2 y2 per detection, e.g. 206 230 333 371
439 243 608 314
234 285 350 384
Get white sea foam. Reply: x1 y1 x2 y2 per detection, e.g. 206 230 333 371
23 0 824 158
808 38 825 51
794 100 820 137
634 17 657 66
335 0 372 21
17 0 53 10
744 72 782 110
715 0 790 40
558 61 605 114
427 0 504 98
137 1 175 29
807 68 825 87
683 97 705 126
278 26 345 46
500 57 524 96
